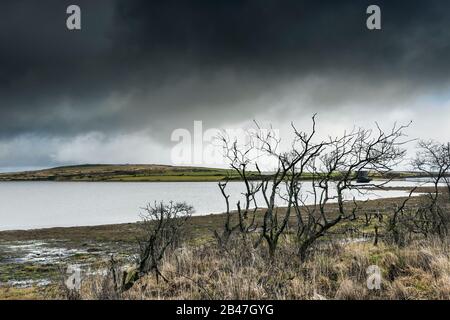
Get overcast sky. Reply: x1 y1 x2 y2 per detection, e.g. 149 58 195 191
0 0 449 171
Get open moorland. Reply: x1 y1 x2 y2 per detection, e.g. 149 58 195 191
0 164 248 182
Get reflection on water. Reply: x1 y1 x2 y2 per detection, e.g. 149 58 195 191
0 179 438 230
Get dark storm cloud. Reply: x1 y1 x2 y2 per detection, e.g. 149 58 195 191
112 0 447 74
0 0 450 167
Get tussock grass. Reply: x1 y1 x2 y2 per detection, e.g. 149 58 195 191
70 237 450 300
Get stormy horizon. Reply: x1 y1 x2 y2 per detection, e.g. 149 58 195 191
1 0 450 172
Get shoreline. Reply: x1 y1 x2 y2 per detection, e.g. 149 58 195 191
0 164 431 183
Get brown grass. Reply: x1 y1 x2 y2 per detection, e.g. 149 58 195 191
68 236 450 300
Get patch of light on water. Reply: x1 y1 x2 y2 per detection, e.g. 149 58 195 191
0 241 91 264
4 279 51 288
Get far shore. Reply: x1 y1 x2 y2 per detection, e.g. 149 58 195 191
0 163 432 183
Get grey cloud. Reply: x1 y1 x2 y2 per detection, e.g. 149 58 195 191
0 0 450 167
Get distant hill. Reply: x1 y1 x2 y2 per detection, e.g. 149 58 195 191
0 164 427 182
0 164 258 182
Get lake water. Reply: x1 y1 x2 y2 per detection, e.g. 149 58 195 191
0 179 435 231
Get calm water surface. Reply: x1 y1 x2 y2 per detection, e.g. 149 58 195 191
0 180 433 230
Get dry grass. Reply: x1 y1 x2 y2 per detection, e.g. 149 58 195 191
0 286 44 300
69 236 450 300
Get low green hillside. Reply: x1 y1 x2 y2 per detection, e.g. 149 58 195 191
0 164 259 182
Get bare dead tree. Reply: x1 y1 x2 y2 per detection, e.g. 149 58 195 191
217 115 328 258
386 187 417 246
123 201 193 290
214 133 263 248
293 122 410 259
414 140 450 194
253 115 330 258
214 181 242 247
218 116 410 260
412 140 450 238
